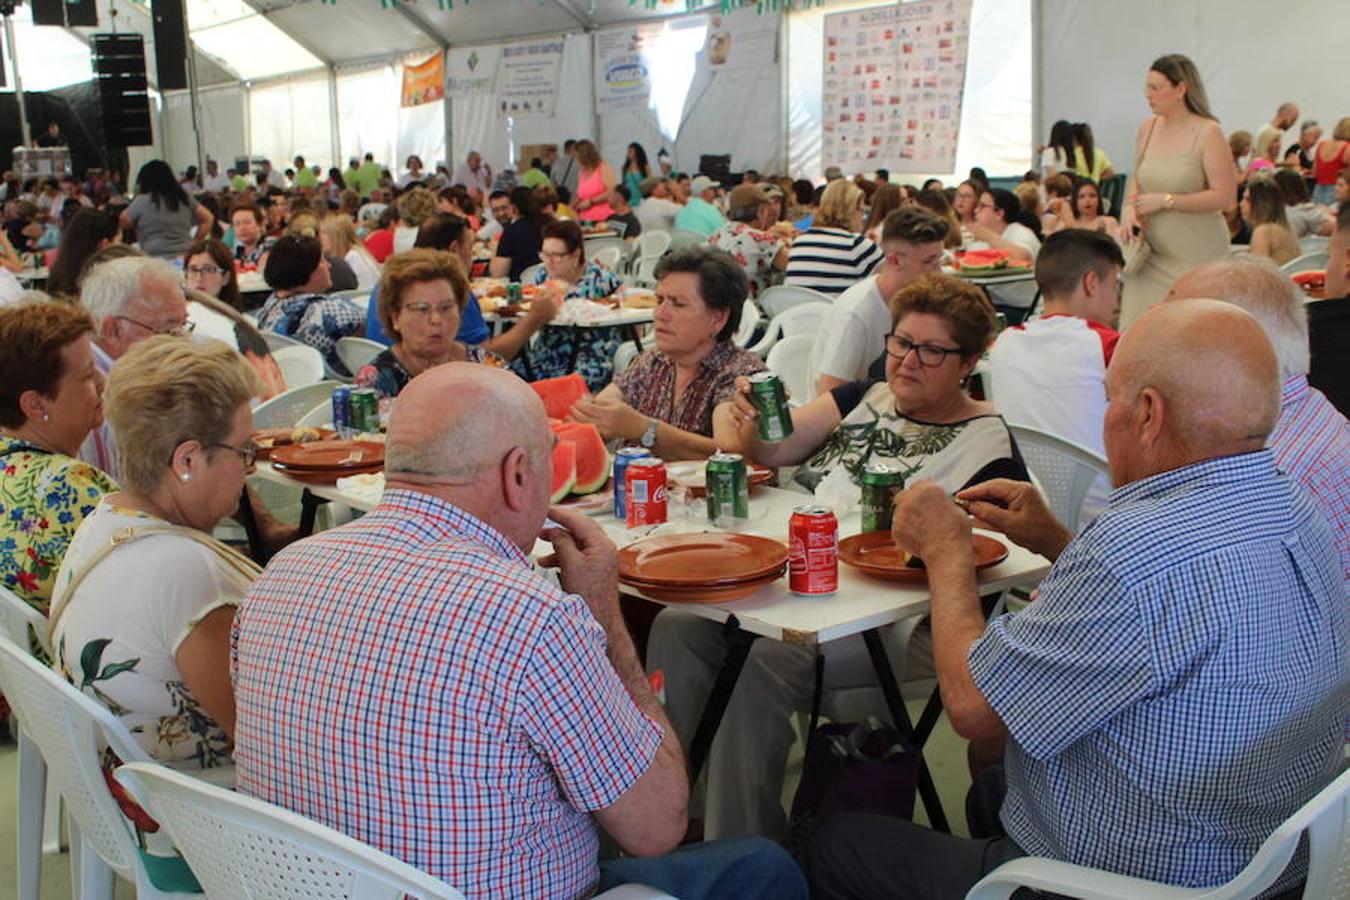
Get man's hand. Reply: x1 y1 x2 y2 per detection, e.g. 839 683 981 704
892 481 972 562
538 506 620 625
957 479 1072 562
571 395 646 442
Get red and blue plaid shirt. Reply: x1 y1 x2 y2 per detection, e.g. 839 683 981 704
231 490 664 898
1270 374 1350 580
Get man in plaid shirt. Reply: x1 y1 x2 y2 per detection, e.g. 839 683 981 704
808 300 1347 899
232 363 805 899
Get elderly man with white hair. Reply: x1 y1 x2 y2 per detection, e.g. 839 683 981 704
1166 259 1350 577
78 254 191 479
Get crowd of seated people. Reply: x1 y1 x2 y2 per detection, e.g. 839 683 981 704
1 88 1346 900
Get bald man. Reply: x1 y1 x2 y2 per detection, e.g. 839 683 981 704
1167 260 1349 578
807 301 1346 900
232 364 805 900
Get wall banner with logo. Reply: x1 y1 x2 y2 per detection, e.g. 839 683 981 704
495 37 565 118
401 53 445 107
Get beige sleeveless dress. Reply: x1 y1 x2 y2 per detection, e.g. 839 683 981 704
1120 122 1230 327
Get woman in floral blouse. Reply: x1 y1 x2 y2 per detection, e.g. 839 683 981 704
0 301 116 615
52 336 262 768
512 218 624 391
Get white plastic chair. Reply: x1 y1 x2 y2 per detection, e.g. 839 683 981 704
732 301 761 349
748 301 832 358
1008 424 1110 535
1 587 59 900
330 288 371 314
637 229 671 259
260 330 302 353
1281 251 1329 276
519 262 546 285
591 244 625 271
668 228 708 251
1299 235 1330 254
271 344 327 389
612 332 656 379
966 767 1350 900
631 254 663 286
0 636 200 900
250 381 341 429
336 336 385 375
766 334 817 407
757 284 834 319
295 400 334 429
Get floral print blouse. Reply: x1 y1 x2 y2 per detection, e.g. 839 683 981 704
513 260 626 392
709 222 786 297
354 344 503 399
0 434 116 615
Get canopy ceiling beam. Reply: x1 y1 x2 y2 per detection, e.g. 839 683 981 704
550 0 592 29
236 0 336 68
391 2 449 50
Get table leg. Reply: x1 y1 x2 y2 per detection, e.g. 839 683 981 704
297 489 328 539
861 628 950 833
686 616 757 782
237 487 268 564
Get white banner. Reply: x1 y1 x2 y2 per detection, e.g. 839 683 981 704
822 0 974 174
595 23 663 114
445 45 499 98
495 36 565 118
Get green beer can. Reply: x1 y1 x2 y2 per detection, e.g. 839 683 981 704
748 372 794 442
859 461 906 533
349 388 381 434
705 452 750 521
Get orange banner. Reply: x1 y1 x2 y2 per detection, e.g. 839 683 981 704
401 53 445 107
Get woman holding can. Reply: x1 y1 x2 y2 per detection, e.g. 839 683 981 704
570 245 765 460
649 272 1029 843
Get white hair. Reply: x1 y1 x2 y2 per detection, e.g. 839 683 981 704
1180 260 1310 378
80 256 182 328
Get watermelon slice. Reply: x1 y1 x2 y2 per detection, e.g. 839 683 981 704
553 421 609 494
531 373 590 420
550 439 577 503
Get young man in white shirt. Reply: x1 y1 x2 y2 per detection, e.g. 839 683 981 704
969 188 1041 262
810 206 950 396
986 228 1124 524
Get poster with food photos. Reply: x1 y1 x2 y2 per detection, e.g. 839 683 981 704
822 0 974 174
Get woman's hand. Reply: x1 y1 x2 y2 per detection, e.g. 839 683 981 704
1134 192 1167 217
1119 201 1141 241
571 395 647 442
723 376 762 445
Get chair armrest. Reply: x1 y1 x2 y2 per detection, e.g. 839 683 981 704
966 857 1204 900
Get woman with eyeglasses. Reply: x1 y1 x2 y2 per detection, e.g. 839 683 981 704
51 335 263 769
354 249 503 399
660 274 1031 841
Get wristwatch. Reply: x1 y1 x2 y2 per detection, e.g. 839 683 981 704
640 418 659 449
1164 192 1175 210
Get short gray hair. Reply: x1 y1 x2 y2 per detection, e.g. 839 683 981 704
1178 259 1309 378
81 256 182 328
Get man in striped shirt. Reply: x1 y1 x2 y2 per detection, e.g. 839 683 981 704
807 300 1346 899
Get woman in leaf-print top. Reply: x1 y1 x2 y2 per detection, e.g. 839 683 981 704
0 303 115 616
52 336 262 768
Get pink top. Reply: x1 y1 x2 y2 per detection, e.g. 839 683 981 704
576 166 614 222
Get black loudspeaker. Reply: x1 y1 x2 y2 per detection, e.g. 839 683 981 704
150 0 188 91
31 0 98 27
92 35 153 147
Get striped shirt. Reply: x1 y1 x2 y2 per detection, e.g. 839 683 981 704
231 490 664 898
783 226 883 295
970 450 1347 891
1269 374 1350 580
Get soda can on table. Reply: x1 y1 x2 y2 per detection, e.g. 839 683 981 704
625 458 668 527
748 372 794 442
507 281 523 304
705 452 750 522
348 388 381 434
612 447 651 521
330 386 353 438
859 461 907 533
788 504 838 596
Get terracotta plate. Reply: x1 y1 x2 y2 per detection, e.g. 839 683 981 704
271 461 384 485
251 427 335 459
270 440 384 471
665 461 774 498
622 567 785 604
839 532 1009 582
618 533 788 586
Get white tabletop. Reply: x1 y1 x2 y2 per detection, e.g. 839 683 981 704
16 267 48 284
252 466 1052 647
484 308 655 329
237 271 269 294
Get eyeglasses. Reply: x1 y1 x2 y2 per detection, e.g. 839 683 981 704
116 315 194 336
185 264 225 278
208 441 258 467
402 300 458 318
884 334 963 367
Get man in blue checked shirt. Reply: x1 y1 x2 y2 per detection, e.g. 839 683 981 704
807 299 1347 899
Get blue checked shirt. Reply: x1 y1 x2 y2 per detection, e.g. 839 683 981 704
970 450 1348 890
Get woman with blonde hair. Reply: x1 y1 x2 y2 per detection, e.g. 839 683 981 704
53 335 263 767
1228 130 1254 181
1244 176 1301 265
783 179 883 296
1119 53 1236 326
1311 116 1350 206
320 213 381 291
571 139 618 223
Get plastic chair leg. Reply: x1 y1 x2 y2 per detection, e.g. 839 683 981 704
72 828 115 900
16 730 44 900
42 780 63 854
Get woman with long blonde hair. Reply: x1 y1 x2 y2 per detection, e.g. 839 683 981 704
783 179 883 296
320 213 381 292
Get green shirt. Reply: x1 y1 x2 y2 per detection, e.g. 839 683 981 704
356 162 383 197
520 167 551 189
230 174 249 192
674 197 726 236
294 167 319 189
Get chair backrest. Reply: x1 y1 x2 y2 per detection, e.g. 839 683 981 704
766 334 817 407
295 400 334 428
1008 424 1109 534
757 284 834 319
271 344 326 389
330 289 371 313
668 228 707 251
1281 250 1329 276
518 262 546 285
335 336 385 375
0 584 50 657
637 230 671 258
251 381 342 430
115 762 465 900
1098 173 1128 216
775 301 831 337
733 301 761 348
591 244 624 271
0 636 150 884
1299 235 1330 255
260 330 302 353
631 254 662 285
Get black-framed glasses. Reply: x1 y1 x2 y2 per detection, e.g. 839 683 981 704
884 333 963 367
207 441 259 467
185 264 225 278
116 315 194 336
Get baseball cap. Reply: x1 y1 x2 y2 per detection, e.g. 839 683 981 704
728 183 771 211
691 175 718 195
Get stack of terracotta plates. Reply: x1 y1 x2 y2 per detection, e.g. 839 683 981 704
618 533 788 603
270 440 384 485
838 532 1008 583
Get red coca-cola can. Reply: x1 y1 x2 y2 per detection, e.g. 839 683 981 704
788 504 838 596
625 458 668 527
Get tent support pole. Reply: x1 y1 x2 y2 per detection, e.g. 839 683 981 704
1031 0 1042 168
3 13 32 147
185 20 207 183
327 65 340 170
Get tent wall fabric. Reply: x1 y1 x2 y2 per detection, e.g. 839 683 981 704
249 75 333 176
162 85 247 174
